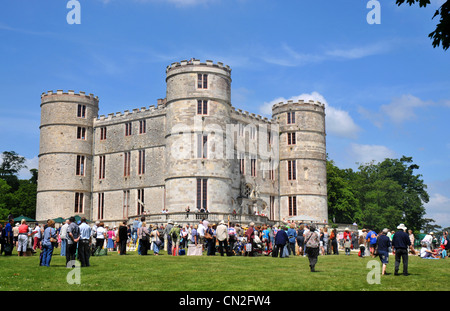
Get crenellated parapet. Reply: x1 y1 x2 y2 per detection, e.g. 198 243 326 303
166 59 231 74
95 103 166 123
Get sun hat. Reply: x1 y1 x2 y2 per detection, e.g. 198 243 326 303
397 223 407 230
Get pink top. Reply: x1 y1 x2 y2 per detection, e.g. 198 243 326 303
108 230 115 239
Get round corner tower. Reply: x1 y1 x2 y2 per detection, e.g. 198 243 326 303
36 90 99 221
164 59 233 213
272 99 328 223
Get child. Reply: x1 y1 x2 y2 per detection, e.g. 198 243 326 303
359 244 366 258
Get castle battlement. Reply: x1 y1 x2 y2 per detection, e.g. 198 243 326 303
95 103 165 122
41 90 99 101
166 58 231 73
272 99 325 110
231 106 272 124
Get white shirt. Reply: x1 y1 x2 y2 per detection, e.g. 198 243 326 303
33 225 41 239
96 227 107 239
198 223 206 237
60 223 69 239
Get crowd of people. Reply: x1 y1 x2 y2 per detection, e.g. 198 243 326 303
2 215 449 275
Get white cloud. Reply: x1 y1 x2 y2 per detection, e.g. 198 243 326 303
350 143 396 165
325 41 391 60
425 193 450 228
260 92 361 139
380 94 433 124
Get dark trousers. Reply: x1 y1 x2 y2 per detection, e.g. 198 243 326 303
78 240 90 267
276 244 285 258
66 243 77 266
395 248 409 274
119 239 127 255
218 239 229 256
289 242 296 256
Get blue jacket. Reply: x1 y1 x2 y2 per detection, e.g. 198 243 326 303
275 229 288 245
287 228 297 243
392 230 411 250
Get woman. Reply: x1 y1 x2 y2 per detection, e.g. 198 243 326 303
138 222 150 255
377 229 391 275
305 225 320 272
95 222 107 253
322 227 329 255
150 225 161 255
296 225 305 256
41 220 57 267
107 227 116 252
330 229 339 255
17 219 30 256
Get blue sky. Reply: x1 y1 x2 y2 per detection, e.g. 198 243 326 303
0 0 449 228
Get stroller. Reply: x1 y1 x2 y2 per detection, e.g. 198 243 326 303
233 239 245 256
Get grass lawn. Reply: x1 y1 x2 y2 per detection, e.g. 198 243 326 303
0 247 448 292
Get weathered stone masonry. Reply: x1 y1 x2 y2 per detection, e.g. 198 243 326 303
36 59 327 226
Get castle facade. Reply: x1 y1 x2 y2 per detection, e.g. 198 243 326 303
36 59 327 226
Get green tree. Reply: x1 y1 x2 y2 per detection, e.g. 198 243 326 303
396 0 450 50
326 159 359 224
0 151 27 191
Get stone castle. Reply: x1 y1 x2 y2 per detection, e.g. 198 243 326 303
36 59 327 227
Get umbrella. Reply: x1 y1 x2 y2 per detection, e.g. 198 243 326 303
53 217 66 223
13 215 37 223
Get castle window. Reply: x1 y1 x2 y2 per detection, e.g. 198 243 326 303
123 190 130 218
77 127 86 140
100 127 107 140
270 196 275 220
288 160 296 180
74 192 84 213
98 192 104 220
251 157 257 177
197 134 208 159
269 158 275 180
99 155 106 179
198 74 208 89
137 189 145 215
125 122 132 136
139 120 146 134
76 155 85 176
77 105 86 118
239 153 245 175
287 111 295 124
196 178 207 211
288 196 297 216
124 152 131 177
287 132 296 145
138 150 145 175
197 100 208 115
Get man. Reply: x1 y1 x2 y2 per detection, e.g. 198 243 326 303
60 220 69 256
132 218 139 245
274 225 289 258
32 223 42 251
197 219 206 248
164 220 174 255
216 220 230 256
118 221 128 255
169 223 181 256
422 232 433 250
78 217 91 267
366 228 378 257
66 216 80 267
4 220 14 256
392 223 413 276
